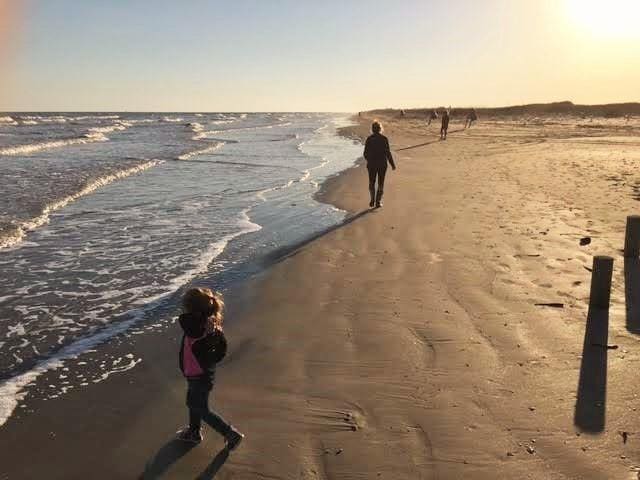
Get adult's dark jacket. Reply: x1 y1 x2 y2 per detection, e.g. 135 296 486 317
441 112 450 128
363 133 395 169
178 312 227 382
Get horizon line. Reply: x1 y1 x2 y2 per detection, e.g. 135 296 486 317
2 100 640 114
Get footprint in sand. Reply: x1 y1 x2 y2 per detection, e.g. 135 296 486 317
496 263 511 273
306 407 364 432
427 252 443 265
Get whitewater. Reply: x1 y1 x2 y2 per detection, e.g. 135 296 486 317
0 112 362 426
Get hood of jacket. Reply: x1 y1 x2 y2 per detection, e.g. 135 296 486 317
179 312 206 338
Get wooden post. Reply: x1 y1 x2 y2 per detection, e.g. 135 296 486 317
589 256 614 309
624 215 640 258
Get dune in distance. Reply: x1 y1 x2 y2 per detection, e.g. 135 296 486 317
371 100 640 118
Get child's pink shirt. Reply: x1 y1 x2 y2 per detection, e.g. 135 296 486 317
182 336 204 377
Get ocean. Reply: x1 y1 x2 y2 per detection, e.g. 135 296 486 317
0 112 362 426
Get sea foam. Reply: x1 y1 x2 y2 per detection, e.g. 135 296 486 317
0 206 261 427
0 122 130 156
0 160 162 250
177 142 225 160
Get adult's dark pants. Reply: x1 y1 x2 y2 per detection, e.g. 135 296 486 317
367 164 387 204
186 377 231 435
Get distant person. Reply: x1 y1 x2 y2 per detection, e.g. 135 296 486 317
440 108 450 140
363 121 396 208
465 108 478 129
427 109 438 126
175 287 244 450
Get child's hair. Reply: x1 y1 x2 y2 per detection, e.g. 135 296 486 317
182 287 224 329
371 121 382 133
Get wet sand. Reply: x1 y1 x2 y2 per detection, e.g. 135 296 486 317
3 112 640 478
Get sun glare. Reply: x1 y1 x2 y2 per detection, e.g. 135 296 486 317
566 0 640 39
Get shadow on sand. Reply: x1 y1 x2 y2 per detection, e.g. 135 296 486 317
624 257 640 333
140 438 230 480
395 139 441 151
195 449 230 480
139 438 197 479
265 208 373 265
395 129 467 151
574 305 609 433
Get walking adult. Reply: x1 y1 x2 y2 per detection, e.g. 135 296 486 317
363 121 396 208
440 108 450 140
465 108 477 128
427 109 438 126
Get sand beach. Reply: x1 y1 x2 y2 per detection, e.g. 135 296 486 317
3 109 640 479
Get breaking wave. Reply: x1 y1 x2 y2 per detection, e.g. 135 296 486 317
0 160 162 250
0 123 130 156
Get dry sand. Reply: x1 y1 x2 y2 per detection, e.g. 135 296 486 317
3 112 640 479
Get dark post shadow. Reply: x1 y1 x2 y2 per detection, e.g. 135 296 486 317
624 257 640 333
195 448 230 480
139 438 196 480
574 305 609 433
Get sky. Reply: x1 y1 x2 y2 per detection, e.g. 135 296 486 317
1 0 639 112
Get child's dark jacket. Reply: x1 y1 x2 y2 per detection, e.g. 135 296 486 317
178 312 227 382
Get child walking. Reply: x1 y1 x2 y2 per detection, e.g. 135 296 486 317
176 287 244 450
